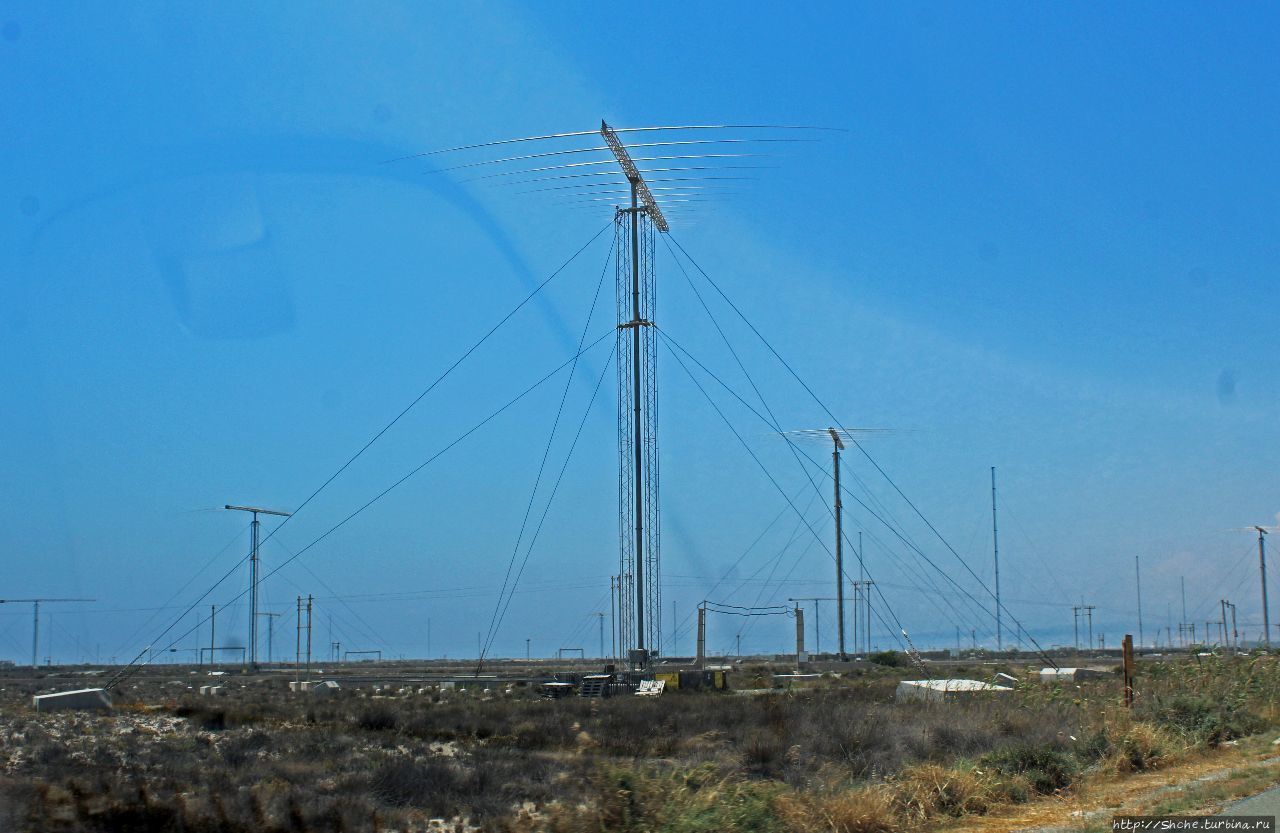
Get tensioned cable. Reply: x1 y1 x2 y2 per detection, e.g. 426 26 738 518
106 331 615 688
266 537 386 653
658 325 1006 653
727 496 824 647
665 236 1056 666
109 525 249 660
434 138 818 173
658 333 910 653
497 166 777 187
478 239 614 666
519 181 748 195
381 125 843 164
468 154 769 181
659 484 811 654
661 236 946 650
482 341 617 669
1188 542 1256 621
659 326 1005 651
117 222 611 673
996 491 1073 603
661 238 974 648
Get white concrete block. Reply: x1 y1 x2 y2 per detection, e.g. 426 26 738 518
895 679 1012 704
33 688 113 712
311 680 340 697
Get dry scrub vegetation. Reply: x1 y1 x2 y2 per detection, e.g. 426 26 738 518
0 654 1275 832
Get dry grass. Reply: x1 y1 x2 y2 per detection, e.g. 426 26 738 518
0 654 1275 832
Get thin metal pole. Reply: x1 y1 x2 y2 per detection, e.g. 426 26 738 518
305 595 313 681
1177 575 1187 647
858 531 865 653
295 596 301 682
250 512 260 666
834 441 845 660
991 467 1001 651
629 181 646 653
815 599 821 655
1258 529 1271 648
31 601 39 669
1135 555 1143 648
210 604 216 669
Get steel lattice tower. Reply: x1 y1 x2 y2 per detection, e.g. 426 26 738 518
604 121 664 662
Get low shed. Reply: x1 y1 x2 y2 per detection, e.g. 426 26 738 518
895 679 1012 704
33 688 113 712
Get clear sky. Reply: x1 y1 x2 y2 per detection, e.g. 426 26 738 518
3 2 1279 663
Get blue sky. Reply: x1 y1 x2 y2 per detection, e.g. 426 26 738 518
2 2 1279 663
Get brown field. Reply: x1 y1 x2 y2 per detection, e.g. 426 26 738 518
1 653 1275 832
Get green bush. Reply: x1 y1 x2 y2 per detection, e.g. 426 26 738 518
867 651 907 668
1139 695 1265 747
980 743 1077 794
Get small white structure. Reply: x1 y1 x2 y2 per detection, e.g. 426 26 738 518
994 672 1018 687
33 688 112 712
635 679 666 696
895 679 1012 704
310 680 340 697
1039 667 1108 683
289 680 312 692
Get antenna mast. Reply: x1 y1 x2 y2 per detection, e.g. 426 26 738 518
602 120 665 663
225 504 292 667
991 466 1001 652
1256 526 1271 648
829 428 847 660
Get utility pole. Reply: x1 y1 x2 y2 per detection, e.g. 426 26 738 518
1255 527 1271 648
789 597 836 655
256 612 280 665
1073 606 1080 651
526 638 531 661
991 467 1002 651
1181 576 1188 647
210 604 217 668
857 531 864 654
597 613 605 660
1084 605 1096 651
1135 555 1143 649
610 576 617 660
225 504 292 667
295 596 302 682
829 428 847 660
0 598 95 669
305 595 313 681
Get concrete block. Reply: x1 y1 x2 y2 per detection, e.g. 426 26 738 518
311 680 340 697
895 679 1012 704
33 688 113 713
